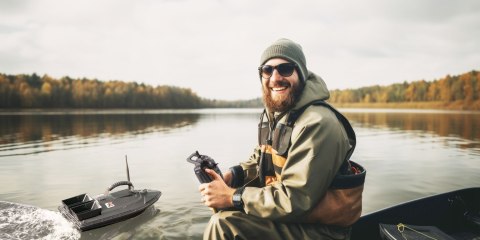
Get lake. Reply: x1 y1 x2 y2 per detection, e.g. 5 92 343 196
0 108 479 240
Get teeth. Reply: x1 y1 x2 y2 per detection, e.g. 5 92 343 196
272 87 287 91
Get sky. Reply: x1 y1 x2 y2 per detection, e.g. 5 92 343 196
1 0 479 101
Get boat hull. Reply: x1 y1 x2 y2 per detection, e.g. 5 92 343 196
59 189 161 231
351 187 480 240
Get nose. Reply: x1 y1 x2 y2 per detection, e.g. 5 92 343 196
269 68 283 82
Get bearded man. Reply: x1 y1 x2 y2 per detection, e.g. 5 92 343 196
198 38 365 240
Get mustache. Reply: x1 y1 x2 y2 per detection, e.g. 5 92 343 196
268 80 290 88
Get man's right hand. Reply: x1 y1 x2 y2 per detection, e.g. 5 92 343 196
199 169 235 209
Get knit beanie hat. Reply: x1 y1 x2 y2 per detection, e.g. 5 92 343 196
260 38 308 82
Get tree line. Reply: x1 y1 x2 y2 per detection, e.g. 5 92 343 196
329 70 480 110
0 73 261 108
1 70 479 109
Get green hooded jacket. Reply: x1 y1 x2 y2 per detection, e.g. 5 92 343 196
238 71 352 222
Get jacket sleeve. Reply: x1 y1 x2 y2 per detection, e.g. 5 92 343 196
240 145 261 184
229 146 261 188
241 107 351 221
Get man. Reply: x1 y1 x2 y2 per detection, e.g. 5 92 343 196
199 38 364 240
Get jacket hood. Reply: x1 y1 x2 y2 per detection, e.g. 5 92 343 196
292 71 330 111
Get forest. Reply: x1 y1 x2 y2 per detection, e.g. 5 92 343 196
0 73 260 109
0 70 479 110
329 70 480 110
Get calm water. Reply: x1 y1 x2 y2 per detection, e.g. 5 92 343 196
0 108 479 240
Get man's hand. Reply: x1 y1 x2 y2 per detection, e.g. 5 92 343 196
199 169 236 209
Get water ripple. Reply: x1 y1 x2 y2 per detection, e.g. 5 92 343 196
0 201 80 240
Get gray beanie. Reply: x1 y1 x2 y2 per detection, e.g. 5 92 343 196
260 38 308 82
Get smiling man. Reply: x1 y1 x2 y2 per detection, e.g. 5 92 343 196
261 57 304 113
199 38 365 240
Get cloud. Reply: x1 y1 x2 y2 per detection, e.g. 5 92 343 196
1 0 479 100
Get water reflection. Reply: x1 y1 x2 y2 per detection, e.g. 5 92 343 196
344 111 480 148
342 110 480 213
0 109 479 239
0 112 200 157
1 109 479 157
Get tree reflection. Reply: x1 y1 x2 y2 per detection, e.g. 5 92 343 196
0 113 200 145
344 112 480 146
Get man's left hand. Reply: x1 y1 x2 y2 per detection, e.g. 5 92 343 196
199 169 236 209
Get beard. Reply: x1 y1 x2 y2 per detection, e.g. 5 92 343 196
262 80 304 113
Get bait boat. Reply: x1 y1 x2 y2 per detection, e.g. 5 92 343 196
58 158 161 231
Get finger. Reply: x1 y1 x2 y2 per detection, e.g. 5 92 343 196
198 183 207 192
203 196 211 206
205 169 221 180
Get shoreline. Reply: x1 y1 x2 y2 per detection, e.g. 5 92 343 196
330 100 480 111
1 100 480 113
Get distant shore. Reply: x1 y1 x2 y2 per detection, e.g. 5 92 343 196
1 100 480 113
331 100 480 111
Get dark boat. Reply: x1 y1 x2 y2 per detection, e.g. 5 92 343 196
351 187 480 240
58 158 161 231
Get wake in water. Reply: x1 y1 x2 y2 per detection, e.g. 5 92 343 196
0 201 80 240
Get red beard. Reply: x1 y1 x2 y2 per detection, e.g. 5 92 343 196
262 81 304 112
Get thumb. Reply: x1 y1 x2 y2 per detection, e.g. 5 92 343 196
205 168 221 180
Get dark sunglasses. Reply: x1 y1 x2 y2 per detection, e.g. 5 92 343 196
258 63 297 79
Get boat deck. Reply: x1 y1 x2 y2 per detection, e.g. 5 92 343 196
351 188 480 240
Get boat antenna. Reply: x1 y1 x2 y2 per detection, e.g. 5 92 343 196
126 155 131 190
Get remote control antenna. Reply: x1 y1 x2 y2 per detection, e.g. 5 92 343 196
126 155 131 190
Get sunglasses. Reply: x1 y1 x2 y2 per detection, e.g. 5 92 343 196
258 63 297 79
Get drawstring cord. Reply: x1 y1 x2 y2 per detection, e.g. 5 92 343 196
397 223 439 240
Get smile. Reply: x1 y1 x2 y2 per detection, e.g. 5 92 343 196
271 86 288 92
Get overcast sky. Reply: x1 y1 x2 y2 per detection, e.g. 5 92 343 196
1 0 479 100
